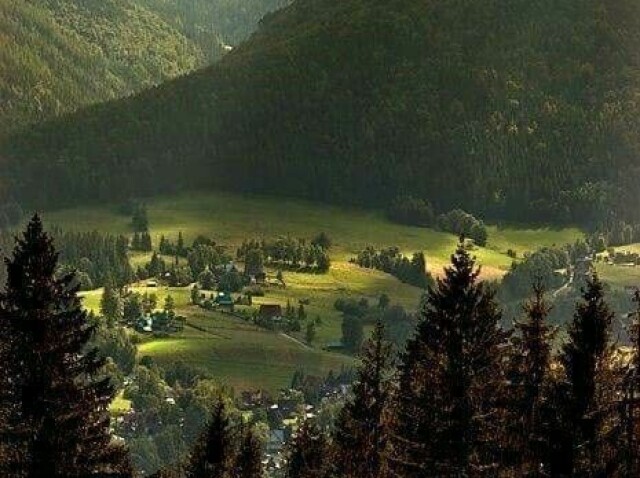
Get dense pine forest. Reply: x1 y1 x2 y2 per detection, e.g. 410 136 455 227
3 0 640 227
0 0 288 136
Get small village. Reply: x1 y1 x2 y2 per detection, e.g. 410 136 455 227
112 364 353 476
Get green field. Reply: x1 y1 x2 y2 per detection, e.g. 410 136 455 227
594 243 640 289
53 190 584 391
48 190 582 277
138 309 353 392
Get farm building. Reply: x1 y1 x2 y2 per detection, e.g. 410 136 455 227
325 340 345 351
259 304 283 321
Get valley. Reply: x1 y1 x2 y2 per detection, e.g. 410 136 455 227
49 189 586 393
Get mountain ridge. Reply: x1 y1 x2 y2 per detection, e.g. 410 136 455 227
4 0 640 226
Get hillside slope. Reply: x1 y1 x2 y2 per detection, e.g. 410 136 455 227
136 0 290 59
0 0 202 135
0 0 289 136
4 0 640 224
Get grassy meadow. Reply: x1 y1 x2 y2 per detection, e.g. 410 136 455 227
594 243 640 289
48 190 582 277
54 190 585 391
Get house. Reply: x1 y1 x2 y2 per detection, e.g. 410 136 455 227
214 291 235 310
266 429 286 454
325 340 345 351
241 389 269 408
222 261 238 272
136 314 153 333
259 304 283 321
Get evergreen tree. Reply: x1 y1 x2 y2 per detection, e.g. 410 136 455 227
147 252 165 278
553 273 617 476
285 420 330 478
132 232 141 251
506 282 556 475
297 303 306 321
233 426 263 478
177 232 185 257
186 398 237 478
386 240 507 476
244 248 264 277
159 235 169 255
123 293 143 325
305 322 316 345
621 289 640 476
141 232 153 252
100 280 123 327
132 205 149 233
333 319 392 478
191 284 201 305
341 315 363 352
0 215 132 477
164 295 175 315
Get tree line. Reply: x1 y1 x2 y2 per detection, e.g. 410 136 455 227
353 246 432 289
387 196 489 246
237 235 331 274
1 226 134 291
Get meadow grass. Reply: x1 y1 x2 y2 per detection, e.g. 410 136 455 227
137 309 354 392
592 243 640 289
47 190 583 278
53 190 584 391
109 391 132 415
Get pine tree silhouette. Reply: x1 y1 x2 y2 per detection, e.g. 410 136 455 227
233 426 263 478
552 272 617 476
285 420 330 478
386 240 507 477
620 288 640 476
505 282 556 476
187 398 238 478
333 318 392 477
0 215 132 477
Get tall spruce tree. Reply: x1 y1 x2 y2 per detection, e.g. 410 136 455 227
506 282 556 476
0 215 131 477
233 426 263 478
285 420 330 478
100 279 123 328
385 240 507 477
621 289 640 476
553 273 618 476
332 318 392 478
187 398 238 478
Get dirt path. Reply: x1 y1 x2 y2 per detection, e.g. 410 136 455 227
279 332 312 350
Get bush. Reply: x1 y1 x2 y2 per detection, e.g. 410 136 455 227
437 209 488 246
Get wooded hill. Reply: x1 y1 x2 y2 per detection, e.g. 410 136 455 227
4 0 640 226
0 0 288 136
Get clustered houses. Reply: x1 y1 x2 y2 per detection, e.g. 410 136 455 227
134 310 186 334
238 380 352 475
111 369 352 477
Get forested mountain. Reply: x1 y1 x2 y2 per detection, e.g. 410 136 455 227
136 0 290 59
0 0 289 136
4 0 640 226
